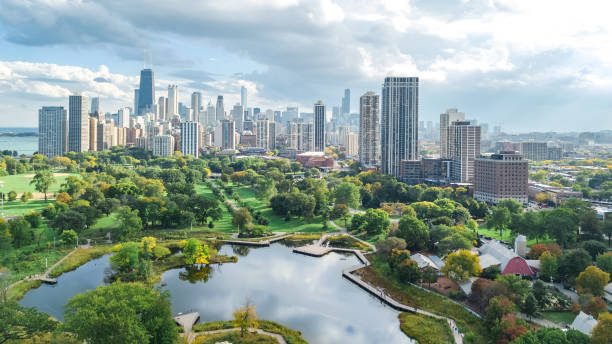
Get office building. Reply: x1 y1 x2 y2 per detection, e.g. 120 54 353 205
345 132 358 157
133 89 139 115
495 141 521 153
241 86 247 109
474 151 528 204
167 85 179 117
88 117 97 152
231 104 244 131
157 96 167 121
359 91 379 166
381 77 419 178
191 92 201 123
448 121 481 183
138 69 155 115
548 147 562 161
180 121 200 157
152 135 174 157
216 95 225 121
205 101 216 127
521 142 548 161
440 108 465 158
38 106 67 157
400 160 422 184
90 97 99 114
118 108 130 128
342 88 350 115
68 94 89 152
256 119 275 150
313 101 325 152
214 119 235 150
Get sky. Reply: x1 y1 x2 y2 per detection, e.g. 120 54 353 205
0 0 612 132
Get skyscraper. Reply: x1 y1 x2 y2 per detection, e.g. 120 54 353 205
440 108 465 159
133 89 139 115
214 119 235 149
256 119 276 151
240 86 247 109
88 117 98 152
216 95 225 121
313 101 326 152
448 121 481 183
180 121 200 157
158 96 167 121
167 85 179 118
138 69 155 115
359 91 379 166
381 77 419 178
191 92 201 123
118 108 130 128
90 97 100 114
68 94 89 152
342 88 350 115
231 104 244 131
206 101 216 127
38 106 67 157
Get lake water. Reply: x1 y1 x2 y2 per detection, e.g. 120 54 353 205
0 128 38 155
19 243 412 344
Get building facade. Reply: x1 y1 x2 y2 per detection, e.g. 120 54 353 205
138 69 155 115
214 119 235 150
381 77 419 178
180 121 200 157
521 142 548 161
359 91 379 166
474 151 528 204
167 85 179 118
216 95 225 121
191 92 201 123
38 106 67 157
152 135 175 157
440 108 465 158
342 88 350 115
313 101 326 152
68 94 89 152
448 121 481 183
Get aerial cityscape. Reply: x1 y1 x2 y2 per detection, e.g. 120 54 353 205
0 1 612 344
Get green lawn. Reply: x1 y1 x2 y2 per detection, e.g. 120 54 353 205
477 225 556 247
195 184 235 233
0 199 49 216
0 172 74 195
540 311 576 325
398 312 454 344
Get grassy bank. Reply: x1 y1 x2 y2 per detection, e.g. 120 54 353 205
325 235 373 251
194 331 276 344
398 313 454 344
358 257 488 344
7 279 42 301
48 246 112 278
540 311 576 324
193 320 307 344
1 244 72 283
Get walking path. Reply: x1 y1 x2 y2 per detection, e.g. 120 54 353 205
222 233 294 247
188 328 287 344
173 312 200 338
515 312 564 329
6 246 79 290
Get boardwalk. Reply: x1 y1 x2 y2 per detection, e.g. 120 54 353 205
222 233 294 247
174 312 200 337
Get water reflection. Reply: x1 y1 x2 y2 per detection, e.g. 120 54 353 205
179 264 214 283
232 245 250 256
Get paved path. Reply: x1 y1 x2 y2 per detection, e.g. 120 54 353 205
6 246 80 291
515 312 564 329
222 233 294 247
189 328 287 344
173 312 200 337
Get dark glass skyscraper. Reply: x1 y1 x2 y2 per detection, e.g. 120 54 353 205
138 68 155 115
314 100 326 152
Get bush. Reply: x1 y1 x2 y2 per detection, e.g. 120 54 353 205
24 212 42 228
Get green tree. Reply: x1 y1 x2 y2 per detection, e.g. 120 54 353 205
523 293 538 320
182 238 209 265
583 296 607 317
330 203 350 227
485 295 515 326
539 251 558 282
23 211 42 228
232 208 252 233
396 216 429 251
543 208 578 247
362 208 390 235
497 274 531 306
487 206 511 239
20 192 33 202
497 198 523 215
596 252 612 274
0 301 57 343
30 169 55 201
442 249 481 282
334 182 360 208
7 190 16 201
422 266 438 286
110 242 140 272
375 237 407 260
51 209 87 233
152 246 171 260
232 299 258 337
118 207 142 241
60 230 77 246
591 312 612 344
8 216 32 248
575 266 610 296
582 240 607 260
397 259 421 283
64 283 177 344
511 328 590 344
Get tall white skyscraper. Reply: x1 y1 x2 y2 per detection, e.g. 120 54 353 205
90 97 100 114
240 86 247 109
206 100 216 127
191 92 201 123
440 108 465 159
216 95 225 121
313 101 325 152
180 121 200 157
448 121 481 183
381 77 419 178
38 106 67 157
167 85 179 117
68 94 89 152
214 119 235 149
359 91 379 166
118 108 130 128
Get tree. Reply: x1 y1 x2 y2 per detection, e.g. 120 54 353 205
558 249 591 284
0 269 11 303
485 295 515 326
334 182 360 208
543 208 578 247
397 259 421 283
583 296 607 317
442 249 481 282
539 251 558 282
8 216 32 248
20 192 33 202
60 230 77 246
51 209 87 233
7 190 16 201
232 208 252 233
596 252 612 274
330 204 350 227
582 240 607 260
487 206 511 238
0 301 57 343
110 242 140 272
523 293 538 320
396 216 429 251
497 274 531 306
575 266 610 296
603 219 612 247
497 198 523 215
591 312 612 344
30 169 55 201
118 207 142 241
375 237 407 260
232 299 258 337
64 283 177 344
362 208 390 235
182 238 209 265
152 246 171 260
422 266 438 286
512 328 590 344
23 211 42 228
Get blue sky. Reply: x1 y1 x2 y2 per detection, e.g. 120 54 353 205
0 0 611 132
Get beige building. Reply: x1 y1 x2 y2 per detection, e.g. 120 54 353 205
359 91 379 166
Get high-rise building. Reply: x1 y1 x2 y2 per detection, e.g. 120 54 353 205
214 119 235 149
152 135 174 157
88 117 97 152
520 142 548 161
381 77 419 178
158 96 167 121
440 108 465 159
216 95 225 121
313 101 325 152
448 121 481 183
90 97 100 114
256 119 276 151
206 101 216 127
180 121 200 157
345 132 358 157
118 108 130 128
38 106 67 158
68 94 89 152
191 92 201 123
167 85 179 117
240 86 247 109
342 88 350 115
138 69 155 115
231 104 244 131
133 89 139 115
474 151 528 204
359 91 379 166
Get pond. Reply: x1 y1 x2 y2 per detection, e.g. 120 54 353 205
20 243 412 344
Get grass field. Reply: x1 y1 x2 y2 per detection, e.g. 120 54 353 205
0 172 74 195
196 184 235 233
540 311 576 324
477 225 556 247
398 312 454 344
0 199 49 216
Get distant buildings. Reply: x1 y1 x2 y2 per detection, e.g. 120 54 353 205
191 92 201 123
215 119 235 150
137 69 155 115
167 85 179 118
90 97 100 114
38 106 67 158
440 108 465 159
216 95 225 121
288 121 313 152
256 119 276 151
381 77 419 178
152 135 174 157
359 91 379 166
521 141 548 161
180 121 200 157
344 132 358 157
342 88 350 115
313 101 326 152
474 151 528 204
68 94 89 152
241 86 247 109
448 121 481 183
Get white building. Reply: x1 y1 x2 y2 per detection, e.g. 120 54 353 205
180 121 200 157
167 85 179 117
152 135 174 157
118 108 130 128
440 109 465 159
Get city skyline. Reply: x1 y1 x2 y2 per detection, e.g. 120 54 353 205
1 1 612 131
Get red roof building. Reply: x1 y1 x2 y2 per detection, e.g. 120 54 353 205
502 257 535 278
